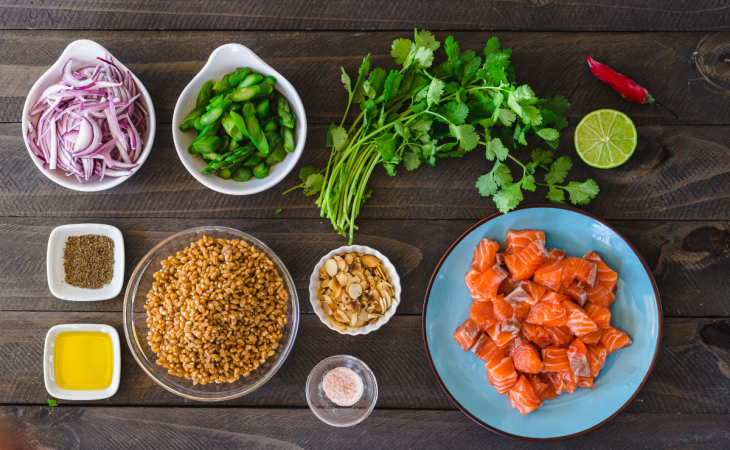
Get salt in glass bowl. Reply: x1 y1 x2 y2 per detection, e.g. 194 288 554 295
123 226 299 401
306 355 378 427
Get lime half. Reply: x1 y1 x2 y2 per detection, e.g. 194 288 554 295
574 109 637 169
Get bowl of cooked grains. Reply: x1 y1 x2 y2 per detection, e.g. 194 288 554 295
123 226 298 401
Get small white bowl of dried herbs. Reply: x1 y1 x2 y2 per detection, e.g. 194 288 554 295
309 246 400 336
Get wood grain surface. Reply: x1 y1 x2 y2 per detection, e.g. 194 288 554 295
2 124 729 221
0 218 727 316
2 0 730 32
2 31 730 125
1 312 729 414
1 407 729 450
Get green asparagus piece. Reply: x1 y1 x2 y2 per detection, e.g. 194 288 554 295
261 75 277 86
221 113 244 141
213 75 231 94
243 155 263 167
229 110 249 138
193 136 223 154
263 117 279 133
255 99 269 120
265 141 286 165
242 103 269 154
179 107 206 132
283 127 295 153
252 162 269 179
240 73 264 88
200 100 231 125
193 115 205 131
232 167 252 182
196 80 214 108
229 68 251 87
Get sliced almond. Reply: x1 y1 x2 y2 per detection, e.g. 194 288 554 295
329 278 341 298
380 289 391 308
346 326 360 332
346 276 360 287
356 319 366 327
336 272 348 287
358 310 369 322
322 294 333 305
322 303 333 317
379 264 390 279
361 254 381 268
345 253 354 265
351 300 361 314
369 317 380 324
335 309 349 323
371 289 381 301
348 283 363 299
334 255 347 272
329 316 346 330
349 311 358 327
324 259 338 277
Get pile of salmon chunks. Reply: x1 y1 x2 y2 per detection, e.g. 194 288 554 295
453 229 632 415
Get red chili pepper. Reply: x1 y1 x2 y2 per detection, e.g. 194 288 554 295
585 56 677 118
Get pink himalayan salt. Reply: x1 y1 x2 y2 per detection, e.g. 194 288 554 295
322 367 364 406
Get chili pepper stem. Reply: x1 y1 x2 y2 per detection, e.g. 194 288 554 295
652 100 679 119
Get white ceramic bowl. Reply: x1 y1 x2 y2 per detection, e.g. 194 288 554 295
309 245 401 336
47 223 125 301
172 43 307 196
21 39 156 192
43 323 121 401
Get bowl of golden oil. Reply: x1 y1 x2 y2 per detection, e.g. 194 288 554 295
43 324 121 400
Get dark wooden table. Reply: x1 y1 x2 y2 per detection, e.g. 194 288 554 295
1 2 729 448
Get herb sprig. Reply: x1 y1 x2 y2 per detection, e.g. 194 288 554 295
286 30 598 243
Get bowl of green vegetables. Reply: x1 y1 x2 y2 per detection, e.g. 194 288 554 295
173 44 306 195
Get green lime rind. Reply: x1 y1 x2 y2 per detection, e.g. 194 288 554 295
574 109 637 169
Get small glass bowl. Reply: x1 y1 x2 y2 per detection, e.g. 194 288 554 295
123 226 299 401
306 355 378 427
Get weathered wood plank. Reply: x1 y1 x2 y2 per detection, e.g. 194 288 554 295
2 0 730 32
0 218 727 316
1 124 729 221
1 31 729 125
1 312 728 414
1 408 729 450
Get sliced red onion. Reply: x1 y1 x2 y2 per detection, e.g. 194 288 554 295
26 55 146 183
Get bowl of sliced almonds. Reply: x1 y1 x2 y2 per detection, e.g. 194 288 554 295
310 246 400 335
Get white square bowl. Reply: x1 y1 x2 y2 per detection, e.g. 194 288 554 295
47 223 125 301
43 323 121 401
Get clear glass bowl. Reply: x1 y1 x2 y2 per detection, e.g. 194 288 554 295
306 355 378 427
122 226 299 401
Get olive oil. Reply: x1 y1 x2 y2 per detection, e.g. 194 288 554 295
54 331 113 390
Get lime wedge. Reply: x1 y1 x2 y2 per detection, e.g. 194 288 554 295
574 109 637 169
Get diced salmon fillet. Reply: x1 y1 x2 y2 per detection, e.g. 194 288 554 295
584 302 612 329
474 264 509 300
469 301 497 329
545 370 579 395
493 294 530 322
527 373 558 402
473 334 511 362
486 357 519 395
533 258 563 291
486 322 520 348
579 329 602 345
587 344 608 377
522 280 547 303
504 229 546 255
559 281 587 307
541 346 571 372
512 340 543 374
504 284 537 307
527 292 568 327
600 327 633 355
578 376 595 389
465 268 486 302
585 284 616 308
472 238 500 273
543 325 574 347
505 239 550 281
562 300 599 337
561 257 598 287
568 339 591 377
584 251 618 292
508 374 543 415
454 318 481 351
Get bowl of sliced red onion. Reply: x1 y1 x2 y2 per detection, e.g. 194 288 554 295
22 39 156 192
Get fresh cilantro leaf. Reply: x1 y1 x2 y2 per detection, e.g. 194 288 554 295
512 85 536 103
427 78 445 107
523 106 542 126
383 162 398 176
403 151 421 170
438 101 469 125
531 148 554 166
522 174 536 192
362 80 376 99
374 133 399 161
476 161 512 196
394 119 410 140
553 115 569 130
484 36 501 55
444 36 460 64
542 93 571 115
47 399 58 407
351 55 371 103
415 29 440 51
546 186 566 204
537 128 560 142
514 124 529 146
493 181 523 213
420 140 437 160
340 68 352 96
329 126 349 151
437 141 458 154
413 47 434 68
325 122 336 148
368 67 387 98
461 56 482 86
564 179 600 205
545 155 572 185
498 109 516 127
410 116 433 134
391 39 413 65
449 124 479 151
382 70 402 104
274 209 282 215
299 165 320 183
486 137 509 161
415 85 428 102
304 174 324 196
506 92 523 118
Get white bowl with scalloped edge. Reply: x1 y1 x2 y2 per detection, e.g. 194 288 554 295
172 43 307 196
21 39 156 192
310 246 401 336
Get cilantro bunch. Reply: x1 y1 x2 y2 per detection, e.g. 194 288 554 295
285 30 598 243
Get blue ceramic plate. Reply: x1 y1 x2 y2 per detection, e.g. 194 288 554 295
423 205 662 441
